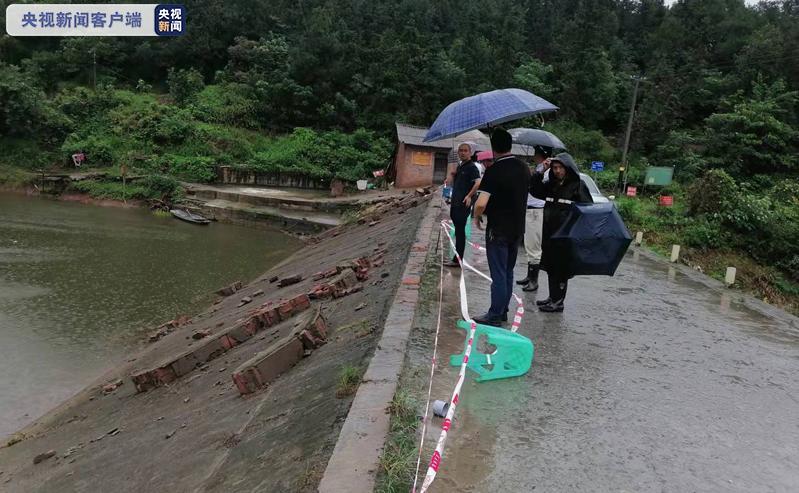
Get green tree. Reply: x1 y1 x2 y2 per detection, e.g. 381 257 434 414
512 57 556 101
167 67 205 104
704 77 799 175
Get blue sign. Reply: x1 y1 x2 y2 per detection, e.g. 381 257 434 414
154 4 185 36
591 161 605 172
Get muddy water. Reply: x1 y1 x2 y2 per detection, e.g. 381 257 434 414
0 193 301 438
422 208 799 492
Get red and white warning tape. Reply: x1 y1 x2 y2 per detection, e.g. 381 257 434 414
415 220 527 492
411 219 447 493
439 219 525 334
441 219 487 254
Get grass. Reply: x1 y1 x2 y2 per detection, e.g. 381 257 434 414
375 389 420 493
152 209 172 218
617 194 799 315
335 364 363 398
0 165 37 188
340 208 361 225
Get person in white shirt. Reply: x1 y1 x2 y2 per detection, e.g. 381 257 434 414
516 146 552 292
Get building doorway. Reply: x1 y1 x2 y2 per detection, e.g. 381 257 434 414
433 153 448 184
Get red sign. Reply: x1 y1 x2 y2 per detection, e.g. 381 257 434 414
626 186 637 197
659 195 674 207
372 169 385 178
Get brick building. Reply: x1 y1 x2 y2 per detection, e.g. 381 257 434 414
389 123 533 189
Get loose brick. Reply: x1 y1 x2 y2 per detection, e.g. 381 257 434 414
231 336 304 395
226 321 254 344
277 275 303 288
170 352 201 378
219 334 237 350
298 329 324 350
277 301 294 320
289 293 311 312
215 280 243 296
257 307 280 327
402 275 421 286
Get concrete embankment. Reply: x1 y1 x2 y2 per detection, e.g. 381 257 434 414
184 184 411 234
0 190 434 492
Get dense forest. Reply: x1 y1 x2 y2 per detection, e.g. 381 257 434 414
1 0 799 297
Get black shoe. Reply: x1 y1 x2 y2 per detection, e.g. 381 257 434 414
538 300 564 312
516 264 533 286
522 264 539 292
535 298 551 306
501 311 508 322
473 313 502 326
443 258 460 268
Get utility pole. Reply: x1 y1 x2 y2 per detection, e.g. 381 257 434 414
619 75 643 194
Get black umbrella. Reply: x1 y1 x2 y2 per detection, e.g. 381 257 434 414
508 128 566 150
549 202 632 277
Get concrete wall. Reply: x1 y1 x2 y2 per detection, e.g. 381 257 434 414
217 167 331 190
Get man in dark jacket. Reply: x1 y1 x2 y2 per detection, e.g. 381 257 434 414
445 141 481 267
529 152 593 312
472 128 530 326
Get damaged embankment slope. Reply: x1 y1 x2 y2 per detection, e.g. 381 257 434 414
0 191 434 492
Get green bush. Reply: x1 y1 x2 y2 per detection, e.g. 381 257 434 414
682 218 726 250
55 85 122 120
167 67 205 104
771 179 799 204
138 174 181 198
60 133 117 166
718 192 774 234
544 119 617 164
71 180 148 200
615 197 644 224
190 84 258 128
247 127 391 180
162 155 217 182
686 169 738 216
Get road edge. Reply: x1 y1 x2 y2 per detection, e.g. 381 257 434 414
317 195 440 492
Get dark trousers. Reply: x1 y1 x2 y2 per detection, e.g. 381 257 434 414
450 206 469 261
486 234 519 318
547 272 569 302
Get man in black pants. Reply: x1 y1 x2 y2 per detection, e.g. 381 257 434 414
472 129 530 326
444 141 481 268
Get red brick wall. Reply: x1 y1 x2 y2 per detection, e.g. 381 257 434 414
395 144 435 188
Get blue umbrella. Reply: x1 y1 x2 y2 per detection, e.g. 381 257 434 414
548 202 632 277
423 88 558 143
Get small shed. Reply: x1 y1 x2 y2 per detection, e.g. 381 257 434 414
389 123 535 189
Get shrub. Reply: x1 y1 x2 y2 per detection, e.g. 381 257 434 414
167 67 205 104
682 218 726 250
138 174 181 198
615 197 644 224
686 169 738 216
60 133 117 166
718 192 774 234
771 179 799 204
190 83 258 128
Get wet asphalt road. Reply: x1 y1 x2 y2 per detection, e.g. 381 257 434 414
425 221 799 492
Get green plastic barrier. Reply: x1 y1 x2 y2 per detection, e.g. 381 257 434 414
450 319 534 382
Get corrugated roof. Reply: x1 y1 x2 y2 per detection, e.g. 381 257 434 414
395 122 535 156
395 123 452 148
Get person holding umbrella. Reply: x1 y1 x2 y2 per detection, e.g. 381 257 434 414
529 152 593 312
472 128 531 326
516 145 552 292
444 141 481 268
